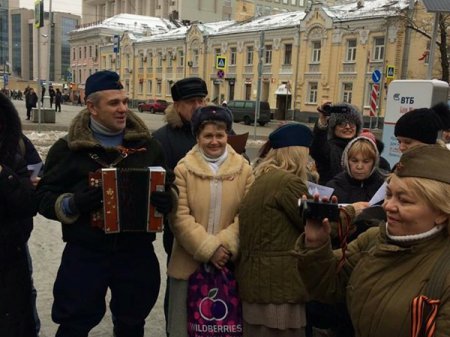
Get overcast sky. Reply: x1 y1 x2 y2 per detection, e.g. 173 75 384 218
19 0 82 16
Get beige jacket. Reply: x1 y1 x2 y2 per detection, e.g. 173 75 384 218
167 144 254 280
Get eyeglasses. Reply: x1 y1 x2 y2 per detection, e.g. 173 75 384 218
336 120 356 128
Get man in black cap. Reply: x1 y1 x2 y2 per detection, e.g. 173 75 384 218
152 76 208 334
36 70 175 337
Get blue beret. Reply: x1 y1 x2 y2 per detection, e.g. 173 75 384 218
269 123 313 149
171 77 208 101
85 71 124 98
191 105 233 135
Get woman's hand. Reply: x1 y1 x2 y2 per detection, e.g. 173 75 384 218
304 217 331 248
317 100 332 126
351 201 370 216
210 245 231 270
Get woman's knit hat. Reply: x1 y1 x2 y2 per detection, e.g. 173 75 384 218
394 102 450 144
327 103 363 139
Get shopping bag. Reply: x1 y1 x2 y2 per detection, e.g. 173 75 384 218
187 263 243 337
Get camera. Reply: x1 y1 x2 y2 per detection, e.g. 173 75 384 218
300 200 339 222
321 103 352 116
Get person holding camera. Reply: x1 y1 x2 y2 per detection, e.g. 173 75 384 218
310 102 362 185
235 123 363 337
295 144 450 337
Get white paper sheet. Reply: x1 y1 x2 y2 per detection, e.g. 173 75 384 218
369 181 387 206
307 182 334 199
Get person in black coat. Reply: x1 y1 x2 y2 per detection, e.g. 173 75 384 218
55 88 63 112
0 92 38 337
310 102 362 185
327 132 385 204
25 88 38 120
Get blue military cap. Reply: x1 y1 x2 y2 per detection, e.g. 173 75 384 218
85 70 124 98
269 123 313 149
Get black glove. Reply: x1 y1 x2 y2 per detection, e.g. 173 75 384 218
69 187 103 215
150 190 173 215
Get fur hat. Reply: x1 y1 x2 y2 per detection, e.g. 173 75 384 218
327 103 362 139
269 123 313 149
395 144 450 184
171 77 208 102
85 70 123 98
191 105 232 135
394 103 450 144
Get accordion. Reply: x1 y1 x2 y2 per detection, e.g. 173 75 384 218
89 167 166 234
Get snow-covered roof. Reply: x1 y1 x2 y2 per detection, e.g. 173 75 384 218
216 11 306 35
73 13 177 35
324 0 410 21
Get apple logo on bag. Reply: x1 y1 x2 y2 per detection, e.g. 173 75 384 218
199 288 228 321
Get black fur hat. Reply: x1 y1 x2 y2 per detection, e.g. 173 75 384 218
327 103 362 139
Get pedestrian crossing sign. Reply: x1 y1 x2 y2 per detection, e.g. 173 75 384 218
386 65 395 79
216 56 227 70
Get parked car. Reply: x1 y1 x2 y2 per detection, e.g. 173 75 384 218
137 99 169 113
227 100 271 126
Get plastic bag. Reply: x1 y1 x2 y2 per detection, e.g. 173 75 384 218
187 263 243 337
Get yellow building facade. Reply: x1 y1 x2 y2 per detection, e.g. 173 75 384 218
96 0 445 120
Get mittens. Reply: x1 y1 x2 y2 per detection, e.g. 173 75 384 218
150 190 173 215
69 187 103 215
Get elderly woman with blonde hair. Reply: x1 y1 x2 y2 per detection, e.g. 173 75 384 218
295 144 450 337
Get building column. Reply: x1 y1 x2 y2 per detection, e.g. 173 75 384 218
124 0 130 13
114 0 120 15
105 1 111 18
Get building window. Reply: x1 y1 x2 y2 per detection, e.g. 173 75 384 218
291 0 296 4
158 52 163 67
73 48 76 60
342 82 353 103
168 53 173 67
147 80 152 94
79 47 82 59
373 37 385 61
265 45 272 64
424 41 431 65
178 50 184 67
246 46 254 65
156 81 162 95
138 81 143 94
308 82 318 103
230 47 237 65
84 46 87 58
89 46 92 57
148 53 153 67
139 55 144 68
193 49 199 66
311 41 321 63
284 43 292 65
126 54 130 69
346 39 357 62
299 0 304 5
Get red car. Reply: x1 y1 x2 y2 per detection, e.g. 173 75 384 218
137 99 169 113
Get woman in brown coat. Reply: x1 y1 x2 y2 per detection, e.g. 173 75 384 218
296 144 450 337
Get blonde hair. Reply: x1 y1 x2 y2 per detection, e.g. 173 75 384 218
254 146 309 181
347 139 377 161
389 174 450 228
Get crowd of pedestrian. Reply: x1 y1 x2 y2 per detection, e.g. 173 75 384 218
1 70 450 337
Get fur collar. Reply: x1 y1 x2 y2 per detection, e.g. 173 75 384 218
179 144 246 180
164 104 186 129
66 108 151 151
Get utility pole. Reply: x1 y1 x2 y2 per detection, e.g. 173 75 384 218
45 0 53 108
254 30 264 141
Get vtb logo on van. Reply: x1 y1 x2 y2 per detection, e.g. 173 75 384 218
393 93 415 104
